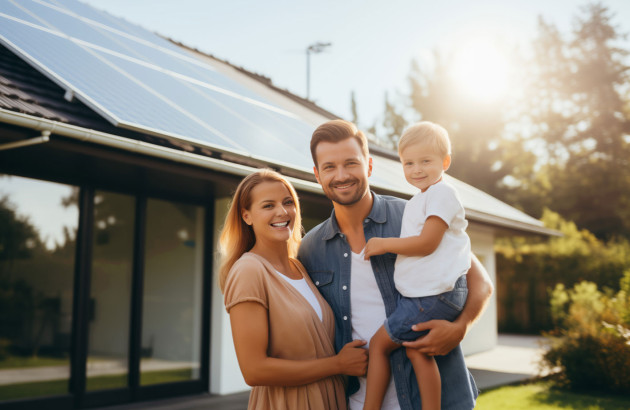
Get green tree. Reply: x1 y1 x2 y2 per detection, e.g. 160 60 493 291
382 91 407 148
0 196 42 278
509 4 630 239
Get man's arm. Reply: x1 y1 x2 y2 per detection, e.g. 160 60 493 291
402 253 493 356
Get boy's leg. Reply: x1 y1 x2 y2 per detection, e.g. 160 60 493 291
363 325 401 410
406 347 441 410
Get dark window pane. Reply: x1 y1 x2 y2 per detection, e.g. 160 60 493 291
0 175 78 400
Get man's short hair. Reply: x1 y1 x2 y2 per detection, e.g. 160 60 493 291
310 119 369 167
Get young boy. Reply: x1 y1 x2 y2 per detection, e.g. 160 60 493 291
362 121 471 410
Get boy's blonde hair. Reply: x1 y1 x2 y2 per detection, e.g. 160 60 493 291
398 121 451 159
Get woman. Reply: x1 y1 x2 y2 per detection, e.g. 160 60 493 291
219 169 367 409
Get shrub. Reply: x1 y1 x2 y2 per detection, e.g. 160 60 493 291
495 209 630 332
541 271 630 394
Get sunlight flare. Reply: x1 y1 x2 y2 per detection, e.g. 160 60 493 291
450 39 511 103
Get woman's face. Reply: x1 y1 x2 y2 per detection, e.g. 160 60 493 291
242 181 296 245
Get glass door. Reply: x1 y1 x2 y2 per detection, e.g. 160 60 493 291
139 198 205 386
85 191 135 392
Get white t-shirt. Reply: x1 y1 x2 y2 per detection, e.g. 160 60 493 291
277 273 323 321
348 251 400 410
394 180 471 297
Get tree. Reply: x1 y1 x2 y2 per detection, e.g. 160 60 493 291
510 4 630 239
350 90 359 125
382 91 407 148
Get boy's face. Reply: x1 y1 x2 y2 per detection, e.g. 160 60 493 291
313 138 372 206
400 142 451 192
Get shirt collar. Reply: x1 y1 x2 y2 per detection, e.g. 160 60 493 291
321 191 387 241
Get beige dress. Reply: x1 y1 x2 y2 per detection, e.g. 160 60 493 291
224 252 347 410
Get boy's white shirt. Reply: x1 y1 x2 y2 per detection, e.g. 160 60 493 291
349 251 400 410
394 180 471 297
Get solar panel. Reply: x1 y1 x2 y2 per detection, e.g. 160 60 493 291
0 0 316 172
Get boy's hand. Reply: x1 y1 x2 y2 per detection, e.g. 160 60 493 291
364 237 387 260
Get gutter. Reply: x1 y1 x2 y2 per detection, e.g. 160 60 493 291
0 108 324 195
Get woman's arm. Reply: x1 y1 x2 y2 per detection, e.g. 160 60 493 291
364 216 447 259
402 253 494 356
229 301 368 386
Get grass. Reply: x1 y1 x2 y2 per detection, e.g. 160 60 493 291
476 380 630 410
0 368 194 401
0 355 68 369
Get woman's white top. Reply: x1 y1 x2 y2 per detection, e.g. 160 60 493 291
394 180 471 297
277 272 323 321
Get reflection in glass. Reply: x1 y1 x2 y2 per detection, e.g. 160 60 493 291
140 199 204 385
0 175 78 401
86 191 135 391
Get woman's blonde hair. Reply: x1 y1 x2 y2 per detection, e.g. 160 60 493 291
218 169 302 292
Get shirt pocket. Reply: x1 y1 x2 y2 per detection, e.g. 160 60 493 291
310 270 334 288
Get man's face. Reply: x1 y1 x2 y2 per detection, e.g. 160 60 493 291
313 138 372 206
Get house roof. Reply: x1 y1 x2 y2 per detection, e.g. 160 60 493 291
0 3 556 237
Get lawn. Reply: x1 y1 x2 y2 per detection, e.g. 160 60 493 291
476 380 630 409
0 368 194 401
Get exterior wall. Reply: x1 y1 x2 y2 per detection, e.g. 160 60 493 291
210 197 249 394
461 224 498 355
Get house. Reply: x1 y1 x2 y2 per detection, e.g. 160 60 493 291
0 1 556 408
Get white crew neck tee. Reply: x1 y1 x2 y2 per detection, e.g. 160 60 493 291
348 250 400 410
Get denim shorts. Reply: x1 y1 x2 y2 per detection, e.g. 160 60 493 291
385 275 468 344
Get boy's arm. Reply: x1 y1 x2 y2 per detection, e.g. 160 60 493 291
363 216 447 259
402 253 494 356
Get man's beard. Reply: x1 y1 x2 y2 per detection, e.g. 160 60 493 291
323 177 368 206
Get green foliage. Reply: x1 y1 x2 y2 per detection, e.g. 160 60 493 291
382 91 407 148
374 2 630 241
541 272 630 394
496 209 630 332
507 4 630 239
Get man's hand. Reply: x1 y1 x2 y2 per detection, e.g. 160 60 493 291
364 237 388 259
401 319 465 356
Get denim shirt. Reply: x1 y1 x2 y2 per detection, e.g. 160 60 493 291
298 192 478 410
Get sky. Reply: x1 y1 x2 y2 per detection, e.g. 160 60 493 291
79 0 630 129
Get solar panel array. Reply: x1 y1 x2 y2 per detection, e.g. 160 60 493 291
0 0 318 172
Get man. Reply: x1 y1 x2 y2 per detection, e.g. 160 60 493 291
298 119 493 410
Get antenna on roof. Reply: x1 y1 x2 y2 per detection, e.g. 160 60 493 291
306 42 331 100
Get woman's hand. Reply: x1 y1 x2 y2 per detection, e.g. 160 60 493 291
336 339 368 376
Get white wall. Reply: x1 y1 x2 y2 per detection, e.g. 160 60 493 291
461 224 498 355
210 197 250 395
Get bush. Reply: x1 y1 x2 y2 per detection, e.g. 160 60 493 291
541 271 630 394
495 209 630 332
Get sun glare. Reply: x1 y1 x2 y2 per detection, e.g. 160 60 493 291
450 39 511 103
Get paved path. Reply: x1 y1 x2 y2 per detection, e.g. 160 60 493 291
465 334 548 391
99 334 548 409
